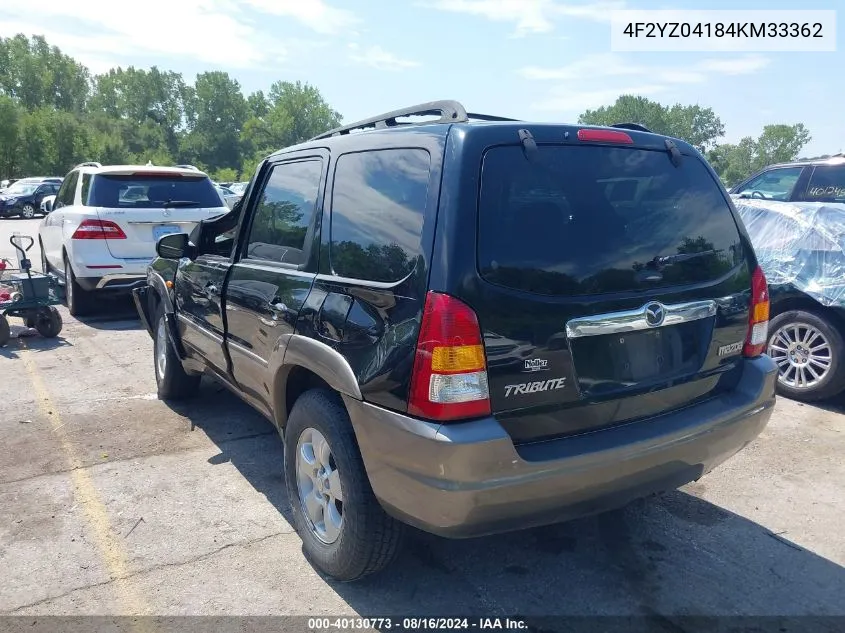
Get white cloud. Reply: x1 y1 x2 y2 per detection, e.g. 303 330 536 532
347 44 421 72
420 0 625 36
0 0 289 71
242 0 360 35
531 85 667 112
523 53 770 114
520 53 770 85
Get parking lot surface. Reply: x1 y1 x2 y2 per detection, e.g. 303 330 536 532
1 218 845 623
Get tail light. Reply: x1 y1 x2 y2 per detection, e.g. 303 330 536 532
408 292 491 421
72 219 127 240
743 266 770 357
577 129 634 144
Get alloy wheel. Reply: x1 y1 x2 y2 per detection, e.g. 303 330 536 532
295 427 344 544
768 322 833 390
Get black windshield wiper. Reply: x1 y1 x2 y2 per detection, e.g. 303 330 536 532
161 200 200 208
649 249 721 268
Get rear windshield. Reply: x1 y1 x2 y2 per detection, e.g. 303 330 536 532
87 174 222 208
478 145 745 296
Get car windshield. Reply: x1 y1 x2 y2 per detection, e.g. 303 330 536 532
478 144 745 296
88 174 223 208
4 183 38 195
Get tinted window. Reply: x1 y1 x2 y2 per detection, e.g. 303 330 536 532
244 160 322 266
478 145 744 296
735 167 803 201
801 165 845 203
79 174 91 205
55 171 78 208
330 149 430 283
88 174 222 208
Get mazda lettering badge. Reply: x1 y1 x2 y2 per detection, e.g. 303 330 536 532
645 302 665 327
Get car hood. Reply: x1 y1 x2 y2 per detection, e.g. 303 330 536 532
736 199 845 308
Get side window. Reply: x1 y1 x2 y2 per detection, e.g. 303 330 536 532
735 167 803 201
801 165 845 203
243 159 322 266
329 148 431 283
55 171 78 208
80 174 92 205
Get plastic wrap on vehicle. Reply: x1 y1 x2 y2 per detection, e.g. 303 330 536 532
735 199 845 308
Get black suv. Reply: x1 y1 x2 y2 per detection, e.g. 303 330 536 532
133 100 778 581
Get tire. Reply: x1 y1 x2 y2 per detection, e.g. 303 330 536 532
767 309 845 402
63 253 91 317
153 304 200 400
39 239 50 274
21 204 36 219
284 389 404 581
34 306 63 338
0 315 10 347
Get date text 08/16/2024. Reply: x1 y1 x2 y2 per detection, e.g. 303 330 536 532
307 617 528 631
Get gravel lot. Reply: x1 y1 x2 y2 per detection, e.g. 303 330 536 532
1 218 844 626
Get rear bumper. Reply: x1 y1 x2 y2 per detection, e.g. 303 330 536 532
76 274 147 292
345 355 778 538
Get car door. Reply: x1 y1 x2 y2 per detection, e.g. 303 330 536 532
225 153 327 410
42 171 79 269
173 205 243 378
731 166 809 202
796 163 845 203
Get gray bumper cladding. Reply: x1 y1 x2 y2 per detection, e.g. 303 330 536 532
345 355 778 538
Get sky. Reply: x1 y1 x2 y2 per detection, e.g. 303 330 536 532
2 0 843 157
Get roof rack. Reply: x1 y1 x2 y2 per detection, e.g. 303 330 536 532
74 161 102 169
309 100 519 141
611 122 653 133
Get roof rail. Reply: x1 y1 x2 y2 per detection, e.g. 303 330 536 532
74 161 102 169
309 100 519 140
610 122 653 133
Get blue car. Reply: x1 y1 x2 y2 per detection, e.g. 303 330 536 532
0 180 62 219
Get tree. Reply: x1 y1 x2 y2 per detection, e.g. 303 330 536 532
707 124 812 187
579 95 725 152
0 96 22 177
183 71 248 173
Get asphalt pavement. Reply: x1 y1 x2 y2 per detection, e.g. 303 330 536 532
1 217 844 626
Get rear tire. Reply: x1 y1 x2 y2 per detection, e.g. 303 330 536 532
0 315 10 347
153 304 200 400
63 253 91 317
284 389 404 581
767 309 845 402
34 306 63 338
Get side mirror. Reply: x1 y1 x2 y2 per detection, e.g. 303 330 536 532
156 232 195 260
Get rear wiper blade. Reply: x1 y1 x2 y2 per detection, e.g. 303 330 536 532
161 200 200 208
649 249 721 267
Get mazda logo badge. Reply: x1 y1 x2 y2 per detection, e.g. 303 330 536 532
645 302 665 327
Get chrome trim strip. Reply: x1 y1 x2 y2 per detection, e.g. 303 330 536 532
565 300 718 339
128 221 197 225
177 313 223 344
227 340 268 367
94 274 146 289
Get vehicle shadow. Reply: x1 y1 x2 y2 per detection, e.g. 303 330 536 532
168 382 845 627
0 324 72 357
74 296 143 331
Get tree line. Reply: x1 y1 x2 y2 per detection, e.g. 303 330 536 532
0 34 817 187
0 34 342 183
579 95 814 186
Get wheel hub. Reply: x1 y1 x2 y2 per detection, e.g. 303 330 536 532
768 322 832 390
295 428 344 544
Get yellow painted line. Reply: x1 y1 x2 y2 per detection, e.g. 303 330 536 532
19 341 154 625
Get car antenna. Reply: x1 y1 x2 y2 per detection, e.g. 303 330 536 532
518 129 538 162
664 139 682 168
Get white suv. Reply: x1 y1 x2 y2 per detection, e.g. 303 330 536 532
38 163 230 315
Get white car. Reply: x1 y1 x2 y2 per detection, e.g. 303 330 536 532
40 194 56 214
38 163 230 316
